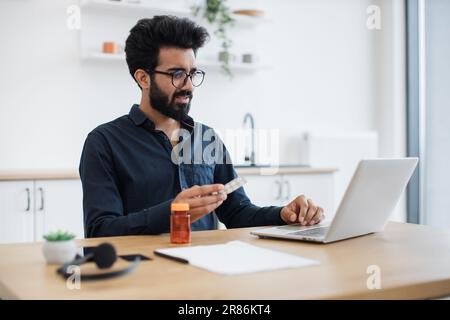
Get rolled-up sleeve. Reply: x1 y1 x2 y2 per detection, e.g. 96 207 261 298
79 131 172 237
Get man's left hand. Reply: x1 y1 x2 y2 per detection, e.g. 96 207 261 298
280 195 324 226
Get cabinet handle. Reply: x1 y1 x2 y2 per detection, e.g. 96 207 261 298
38 187 45 211
25 188 31 212
274 180 282 201
284 180 291 201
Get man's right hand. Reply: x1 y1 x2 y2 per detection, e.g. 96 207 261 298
173 184 227 223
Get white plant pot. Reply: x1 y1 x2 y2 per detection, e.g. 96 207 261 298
42 240 77 265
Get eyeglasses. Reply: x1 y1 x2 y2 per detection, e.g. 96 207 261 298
150 69 206 89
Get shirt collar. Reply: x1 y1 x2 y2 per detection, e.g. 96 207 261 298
129 104 195 133
129 104 150 127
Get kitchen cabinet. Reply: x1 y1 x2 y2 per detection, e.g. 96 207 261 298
0 168 335 241
281 173 335 217
241 175 282 207
242 170 335 219
0 179 83 244
0 181 34 243
34 180 84 242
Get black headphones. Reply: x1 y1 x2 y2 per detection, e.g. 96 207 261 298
57 243 140 281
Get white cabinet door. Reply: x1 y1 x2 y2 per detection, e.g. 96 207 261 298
242 175 284 207
0 181 35 243
34 180 84 240
281 174 335 219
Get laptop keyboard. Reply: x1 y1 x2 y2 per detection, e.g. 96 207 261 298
288 227 329 238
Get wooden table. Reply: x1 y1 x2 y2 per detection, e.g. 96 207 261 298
1 222 449 299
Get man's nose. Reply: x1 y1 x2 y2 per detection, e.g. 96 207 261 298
180 75 194 91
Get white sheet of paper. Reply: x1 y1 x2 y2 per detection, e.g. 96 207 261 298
155 240 319 275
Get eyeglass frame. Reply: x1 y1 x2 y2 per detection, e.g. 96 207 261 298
146 68 206 89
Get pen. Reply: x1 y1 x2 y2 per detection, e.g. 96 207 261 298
154 250 189 264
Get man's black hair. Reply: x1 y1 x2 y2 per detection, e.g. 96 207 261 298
125 15 209 88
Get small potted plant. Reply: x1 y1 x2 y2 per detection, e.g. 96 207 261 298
42 230 77 264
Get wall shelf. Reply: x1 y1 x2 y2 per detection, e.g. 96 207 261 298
80 0 271 27
81 52 268 71
82 52 125 61
81 0 190 16
79 0 270 73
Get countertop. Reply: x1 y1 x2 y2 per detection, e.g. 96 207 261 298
0 166 337 181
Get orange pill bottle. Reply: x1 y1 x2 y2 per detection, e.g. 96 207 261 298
170 203 190 244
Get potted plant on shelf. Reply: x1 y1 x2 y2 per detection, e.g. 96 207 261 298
192 0 235 77
42 230 77 264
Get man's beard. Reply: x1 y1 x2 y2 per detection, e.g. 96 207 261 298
149 81 192 121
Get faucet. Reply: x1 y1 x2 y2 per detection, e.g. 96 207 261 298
243 113 256 166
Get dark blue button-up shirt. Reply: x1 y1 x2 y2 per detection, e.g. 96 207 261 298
79 105 284 237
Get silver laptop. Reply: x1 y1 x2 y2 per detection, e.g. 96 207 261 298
251 158 418 243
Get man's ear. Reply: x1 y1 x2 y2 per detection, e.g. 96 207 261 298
134 69 150 90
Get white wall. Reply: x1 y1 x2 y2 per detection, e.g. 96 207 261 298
0 0 388 168
0 0 407 221
205 0 378 163
0 0 134 169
